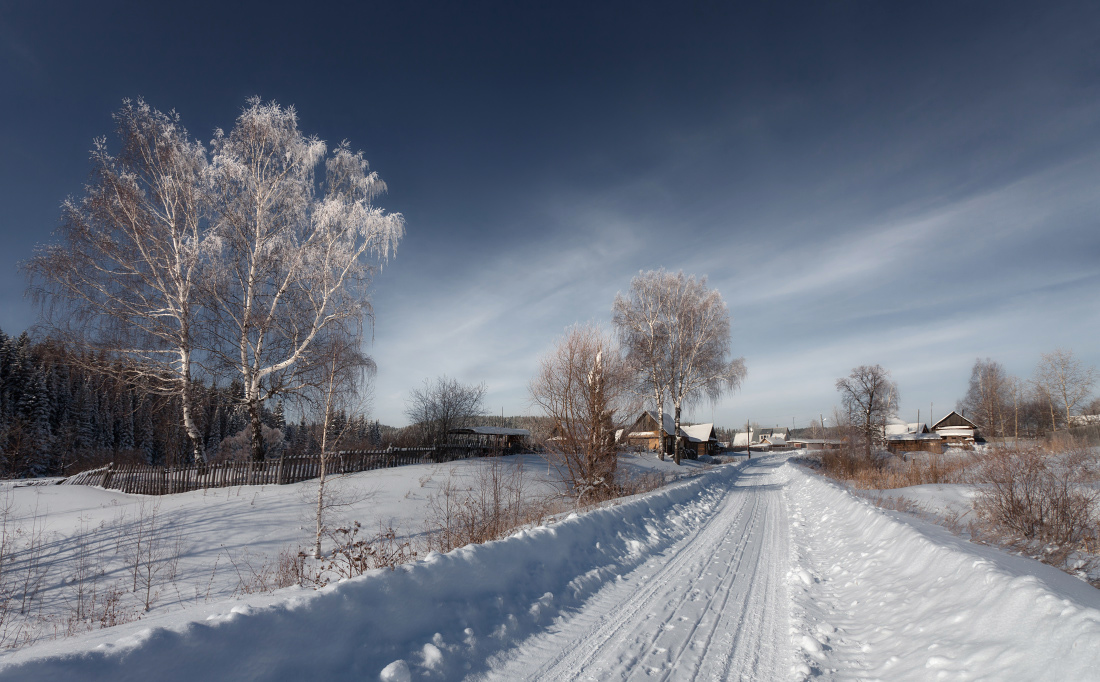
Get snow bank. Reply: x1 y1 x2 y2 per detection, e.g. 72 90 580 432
0 463 742 681
786 464 1100 681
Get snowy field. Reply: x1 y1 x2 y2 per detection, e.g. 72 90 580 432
0 452 1098 680
0 452 707 653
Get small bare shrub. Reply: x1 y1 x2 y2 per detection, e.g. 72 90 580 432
605 470 666 500
124 500 183 611
312 523 417 585
423 459 559 553
96 584 137 629
227 546 307 595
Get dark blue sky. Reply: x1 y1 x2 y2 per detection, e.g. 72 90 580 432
3 1 1099 427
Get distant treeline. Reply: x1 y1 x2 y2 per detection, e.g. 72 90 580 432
0 328 388 478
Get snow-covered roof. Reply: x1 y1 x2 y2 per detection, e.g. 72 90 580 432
885 419 929 436
638 410 677 436
732 431 753 446
932 411 977 431
449 426 530 437
681 423 716 443
1068 414 1100 426
763 434 787 446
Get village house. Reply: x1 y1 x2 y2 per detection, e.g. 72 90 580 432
885 418 943 454
931 411 983 447
756 427 791 443
621 411 717 459
681 423 719 457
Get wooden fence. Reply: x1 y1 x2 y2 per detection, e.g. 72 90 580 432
61 446 480 496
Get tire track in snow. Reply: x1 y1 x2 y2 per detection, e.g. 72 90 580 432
476 456 790 681
487 484 753 679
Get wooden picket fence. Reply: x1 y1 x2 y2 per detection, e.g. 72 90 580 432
61 446 480 496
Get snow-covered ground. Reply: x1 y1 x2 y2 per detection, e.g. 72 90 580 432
1 452 1098 680
0 452 709 653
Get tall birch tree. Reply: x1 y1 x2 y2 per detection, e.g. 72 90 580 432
615 270 746 464
207 98 404 461
613 271 675 458
27 100 213 465
664 273 746 464
1034 348 1096 429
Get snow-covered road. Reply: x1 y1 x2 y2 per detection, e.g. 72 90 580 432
479 457 790 681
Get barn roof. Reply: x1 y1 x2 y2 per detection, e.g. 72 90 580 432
932 411 977 431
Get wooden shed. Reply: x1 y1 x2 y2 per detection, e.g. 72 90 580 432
681 423 718 458
447 426 530 451
886 432 945 454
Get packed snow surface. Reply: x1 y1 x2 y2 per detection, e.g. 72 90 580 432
2 454 1099 680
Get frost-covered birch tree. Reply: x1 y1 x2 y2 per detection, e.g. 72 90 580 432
664 273 746 464
207 98 403 461
1034 348 1096 429
614 270 745 465
613 271 675 459
26 100 213 465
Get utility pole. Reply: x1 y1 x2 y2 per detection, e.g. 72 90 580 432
1014 380 1019 449
745 419 751 458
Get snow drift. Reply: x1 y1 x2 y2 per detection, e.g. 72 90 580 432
786 464 1100 681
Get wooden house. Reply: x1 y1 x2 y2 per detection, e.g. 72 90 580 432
931 411 982 447
886 431 945 454
622 411 717 458
681 423 718 457
622 411 677 455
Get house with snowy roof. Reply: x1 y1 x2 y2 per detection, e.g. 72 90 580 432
756 427 790 442
885 418 931 436
931 411 982 447
680 423 719 457
621 411 717 458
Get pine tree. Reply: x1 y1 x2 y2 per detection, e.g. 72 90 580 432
272 400 286 431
